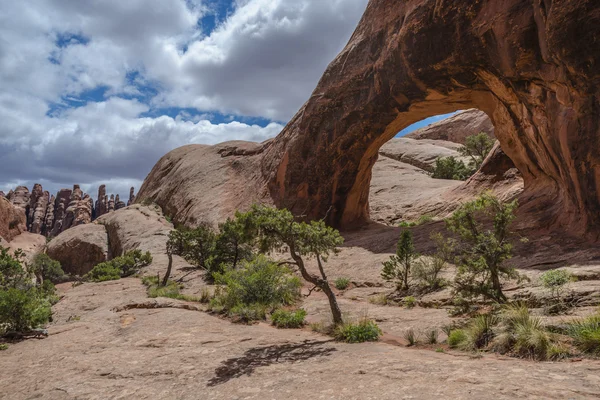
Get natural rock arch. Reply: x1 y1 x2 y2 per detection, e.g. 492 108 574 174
261 0 600 238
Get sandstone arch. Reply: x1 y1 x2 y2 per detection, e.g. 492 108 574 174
261 0 600 238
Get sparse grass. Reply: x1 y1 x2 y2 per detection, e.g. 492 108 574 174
335 318 382 343
271 309 307 329
0 343 8 351
199 288 212 304
403 296 417 308
142 276 199 302
566 314 600 355
67 315 81 322
435 347 445 353
369 293 388 306
459 314 498 351
425 329 439 344
398 214 434 227
334 277 351 290
448 329 467 348
403 328 418 346
547 342 572 360
310 321 328 334
228 303 269 323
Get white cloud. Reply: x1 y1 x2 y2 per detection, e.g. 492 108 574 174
0 0 368 198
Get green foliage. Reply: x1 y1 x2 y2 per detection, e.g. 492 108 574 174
447 329 467 348
398 214 434 228
413 234 451 292
432 156 472 180
210 255 301 321
30 253 65 283
85 250 152 282
446 193 524 303
271 309 307 328
177 223 218 272
235 205 345 325
0 247 27 289
335 318 382 343
459 132 495 171
141 276 200 302
566 314 600 355
0 343 8 350
382 230 419 291
334 277 350 290
403 296 416 308
0 287 52 333
540 269 572 305
403 328 418 346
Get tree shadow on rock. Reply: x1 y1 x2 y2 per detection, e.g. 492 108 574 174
207 339 336 386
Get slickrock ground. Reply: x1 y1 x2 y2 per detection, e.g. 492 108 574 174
2 276 600 400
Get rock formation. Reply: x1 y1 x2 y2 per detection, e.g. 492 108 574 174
406 109 494 144
95 185 109 219
2 183 136 237
127 187 135 206
257 0 600 239
46 224 109 276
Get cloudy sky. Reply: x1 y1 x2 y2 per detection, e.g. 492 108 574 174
0 0 451 200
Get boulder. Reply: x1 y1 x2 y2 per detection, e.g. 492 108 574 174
46 224 109 276
0 197 27 242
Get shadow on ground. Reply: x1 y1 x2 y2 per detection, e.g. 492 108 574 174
208 340 336 386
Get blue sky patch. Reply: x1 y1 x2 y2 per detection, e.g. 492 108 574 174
396 112 459 137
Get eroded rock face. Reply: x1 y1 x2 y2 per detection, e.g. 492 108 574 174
406 109 494 144
0 197 27 242
379 138 465 173
260 0 600 239
46 224 109 276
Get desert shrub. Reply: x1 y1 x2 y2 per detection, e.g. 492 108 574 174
228 303 269 323
459 132 495 170
334 277 350 290
540 269 572 314
403 296 417 308
0 343 8 350
176 223 219 273
382 230 419 292
85 250 152 282
403 328 418 346
425 329 439 344
432 156 472 180
141 276 200 302
446 193 526 303
546 342 572 360
29 253 65 284
0 247 27 289
271 309 307 328
447 329 467 348
398 214 434 228
566 314 600 355
458 314 498 351
210 255 301 321
0 288 52 333
491 304 551 360
199 288 212 304
335 318 382 343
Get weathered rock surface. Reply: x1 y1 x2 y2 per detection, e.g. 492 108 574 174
127 187 135 206
46 223 109 276
95 185 108 219
137 142 270 228
258 0 600 240
379 137 465 173
406 109 495 144
6 186 30 210
0 196 26 242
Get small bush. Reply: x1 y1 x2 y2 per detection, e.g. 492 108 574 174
382 230 419 292
448 329 467 348
403 296 417 308
0 343 8 350
460 314 498 351
566 314 600 355
228 303 268 323
86 250 152 282
271 309 307 328
334 277 350 290
30 253 65 283
85 262 122 282
403 328 418 346
0 288 52 333
432 156 472 180
211 255 301 321
199 288 212 304
547 342 572 360
335 318 382 343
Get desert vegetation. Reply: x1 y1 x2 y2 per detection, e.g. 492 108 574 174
85 250 152 282
432 132 495 180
